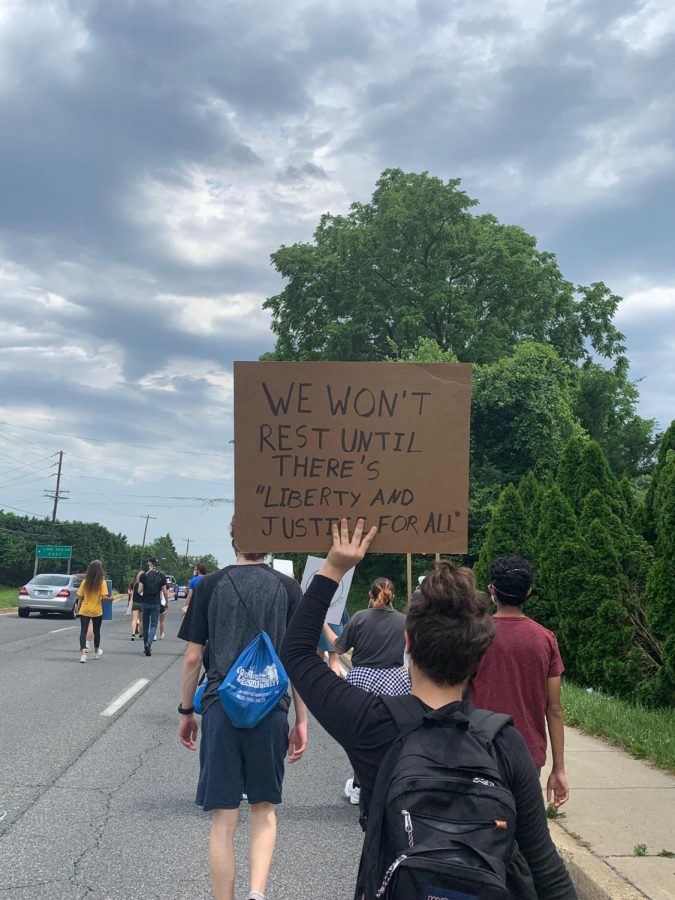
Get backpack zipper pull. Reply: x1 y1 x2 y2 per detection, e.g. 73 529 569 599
401 809 414 848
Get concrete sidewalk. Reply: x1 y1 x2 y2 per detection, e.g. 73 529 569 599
540 727 675 899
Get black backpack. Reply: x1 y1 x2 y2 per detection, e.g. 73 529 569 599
143 569 164 597
358 698 537 900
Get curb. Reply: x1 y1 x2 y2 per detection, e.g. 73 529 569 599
549 823 647 899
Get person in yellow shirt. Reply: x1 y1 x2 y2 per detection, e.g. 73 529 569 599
77 560 109 663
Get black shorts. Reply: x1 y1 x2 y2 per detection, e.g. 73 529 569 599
196 701 289 810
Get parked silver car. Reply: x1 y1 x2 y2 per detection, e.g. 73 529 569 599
18 573 83 618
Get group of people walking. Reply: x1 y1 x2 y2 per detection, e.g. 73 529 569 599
178 518 576 900
75 557 206 662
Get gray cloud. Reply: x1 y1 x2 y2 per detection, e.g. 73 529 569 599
0 0 672 549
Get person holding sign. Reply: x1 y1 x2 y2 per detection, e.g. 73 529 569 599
281 520 576 900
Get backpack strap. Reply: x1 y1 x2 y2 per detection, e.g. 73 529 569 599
379 694 426 735
468 708 513 742
223 571 263 633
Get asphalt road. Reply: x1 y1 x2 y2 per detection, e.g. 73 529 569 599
0 602 364 899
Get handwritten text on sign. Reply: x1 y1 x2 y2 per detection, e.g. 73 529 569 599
234 362 472 553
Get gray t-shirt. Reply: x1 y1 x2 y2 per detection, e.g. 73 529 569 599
334 606 407 668
178 564 303 713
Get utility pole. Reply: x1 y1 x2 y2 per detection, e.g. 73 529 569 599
44 451 69 540
139 513 157 569
183 538 191 563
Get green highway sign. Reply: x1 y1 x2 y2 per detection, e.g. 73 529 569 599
36 545 72 559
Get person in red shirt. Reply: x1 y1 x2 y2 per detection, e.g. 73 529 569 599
470 555 569 811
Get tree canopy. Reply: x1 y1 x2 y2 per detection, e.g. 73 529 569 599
265 169 626 366
263 168 656 522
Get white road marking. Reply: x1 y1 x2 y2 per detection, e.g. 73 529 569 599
100 678 149 717
49 625 77 634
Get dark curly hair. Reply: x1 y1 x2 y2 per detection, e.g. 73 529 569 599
489 555 533 607
406 561 495 685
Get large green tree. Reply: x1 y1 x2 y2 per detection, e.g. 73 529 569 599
574 358 657 476
642 452 675 705
638 421 675 543
265 169 626 366
472 341 584 483
473 485 529 588
530 484 579 628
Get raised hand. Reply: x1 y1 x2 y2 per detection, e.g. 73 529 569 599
318 518 377 583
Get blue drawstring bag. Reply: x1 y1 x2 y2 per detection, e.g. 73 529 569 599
218 631 288 729
193 680 207 715
216 572 289 729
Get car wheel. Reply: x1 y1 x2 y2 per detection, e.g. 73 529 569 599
18 607 30 618
68 603 78 619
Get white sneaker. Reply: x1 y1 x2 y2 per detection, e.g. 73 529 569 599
344 778 360 804
160 633 165 640
153 634 157 641
344 777 361 805
94 648 103 659
80 652 87 664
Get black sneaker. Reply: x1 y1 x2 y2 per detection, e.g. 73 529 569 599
131 635 135 641
144 645 151 657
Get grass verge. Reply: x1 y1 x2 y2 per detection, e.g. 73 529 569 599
0 585 18 609
562 681 675 774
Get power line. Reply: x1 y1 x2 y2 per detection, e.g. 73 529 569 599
0 445 55 473
0 420 230 458
0 426 228 486
0 502 46 517
0 470 53 490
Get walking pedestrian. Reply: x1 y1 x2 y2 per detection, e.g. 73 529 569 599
331 577 409 807
177 520 308 900
76 560 109 664
159 594 167 638
281 520 577 900
317 606 349 675
128 571 144 641
469 555 569 807
183 562 206 615
139 557 168 656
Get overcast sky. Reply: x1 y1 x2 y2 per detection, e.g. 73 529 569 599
1 0 673 568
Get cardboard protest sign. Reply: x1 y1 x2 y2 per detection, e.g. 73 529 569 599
234 361 471 553
300 555 355 624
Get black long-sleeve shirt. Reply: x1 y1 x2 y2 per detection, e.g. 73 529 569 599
281 574 577 900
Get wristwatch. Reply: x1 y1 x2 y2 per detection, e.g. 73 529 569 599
178 704 195 715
